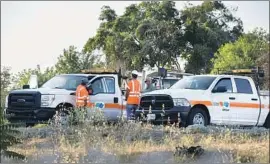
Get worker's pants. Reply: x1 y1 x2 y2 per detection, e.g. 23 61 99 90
126 104 138 120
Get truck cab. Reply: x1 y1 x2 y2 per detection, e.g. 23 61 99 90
4 69 126 124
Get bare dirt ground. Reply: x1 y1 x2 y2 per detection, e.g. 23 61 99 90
1 121 269 164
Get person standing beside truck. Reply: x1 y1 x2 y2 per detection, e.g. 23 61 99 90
142 77 155 93
75 79 90 108
126 70 141 120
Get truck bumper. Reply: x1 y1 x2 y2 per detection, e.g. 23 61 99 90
4 107 56 124
134 106 191 127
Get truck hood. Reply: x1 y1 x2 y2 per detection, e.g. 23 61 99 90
142 89 207 99
10 88 74 95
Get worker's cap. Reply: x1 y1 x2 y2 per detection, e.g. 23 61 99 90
131 70 139 75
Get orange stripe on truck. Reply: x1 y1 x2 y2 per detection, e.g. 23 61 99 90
190 100 212 106
230 102 260 108
87 103 125 110
191 100 265 109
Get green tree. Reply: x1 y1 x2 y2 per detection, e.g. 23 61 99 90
0 67 25 161
211 28 269 73
56 45 97 74
1 66 13 112
84 1 184 71
180 1 243 74
1 66 12 102
13 65 57 89
55 46 82 74
84 1 244 73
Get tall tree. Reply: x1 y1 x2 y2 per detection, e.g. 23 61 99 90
56 45 100 74
211 28 269 73
84 1 184 71
55 46 82 74
180 1 243 74
211 28 269 89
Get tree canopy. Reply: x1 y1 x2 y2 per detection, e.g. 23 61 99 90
211 28 269 73
2 1 269 91
83 1 244 74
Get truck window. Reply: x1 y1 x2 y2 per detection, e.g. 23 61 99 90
162 79 179 89
235 78 253 94
170 76 216 90
104 77 115 93
213 78 233 93
91 78 105 94
41 75 88 91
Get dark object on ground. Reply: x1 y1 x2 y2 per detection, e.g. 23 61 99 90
174 145 204 158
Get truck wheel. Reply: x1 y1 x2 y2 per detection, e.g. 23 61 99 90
51 104 72 126
187 108 209 126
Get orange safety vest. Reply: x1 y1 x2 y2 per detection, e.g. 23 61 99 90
127 79 141 105
75 84 90 107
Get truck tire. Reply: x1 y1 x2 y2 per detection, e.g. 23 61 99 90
51 104 73 125
263 114 270 129
187 107 209 126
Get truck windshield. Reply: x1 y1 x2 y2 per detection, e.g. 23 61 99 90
41 75 92 91
170 76 217 90
162 79 179 89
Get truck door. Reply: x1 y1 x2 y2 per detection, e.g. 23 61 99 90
210 77 236 125
231 77 260 125
87 75 124 121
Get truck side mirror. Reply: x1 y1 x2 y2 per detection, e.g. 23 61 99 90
213 86 227 93
22 85 30 89
258 71 264 78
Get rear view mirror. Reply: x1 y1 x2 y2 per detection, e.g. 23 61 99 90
213 86 227 93
22 85 30 89
258 70 264 78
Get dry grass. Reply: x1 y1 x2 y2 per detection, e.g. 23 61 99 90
2 111 269 163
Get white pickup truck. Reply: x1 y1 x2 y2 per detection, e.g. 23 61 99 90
136 74 269 128
4 70 127 124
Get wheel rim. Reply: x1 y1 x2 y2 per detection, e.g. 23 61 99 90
193 113 205 125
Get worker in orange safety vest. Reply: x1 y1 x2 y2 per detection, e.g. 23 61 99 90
125 70 141 120
75 79 90 108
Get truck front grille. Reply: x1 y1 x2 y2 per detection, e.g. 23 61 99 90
8 92 41 109
140 94 174 110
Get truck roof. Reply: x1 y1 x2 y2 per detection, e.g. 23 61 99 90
59 73 117 77
193 74 253 79
59 74 90 77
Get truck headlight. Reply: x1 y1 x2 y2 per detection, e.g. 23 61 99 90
5 95 8 108
173 98 190 107
41 94 55 107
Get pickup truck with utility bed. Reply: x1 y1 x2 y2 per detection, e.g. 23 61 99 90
136 69 270 128
4 69 127 124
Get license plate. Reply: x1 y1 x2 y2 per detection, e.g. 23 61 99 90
147 114 156 120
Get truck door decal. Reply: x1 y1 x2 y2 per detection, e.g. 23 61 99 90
222 101 230 111
87 102 125 110
94 102 105 109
